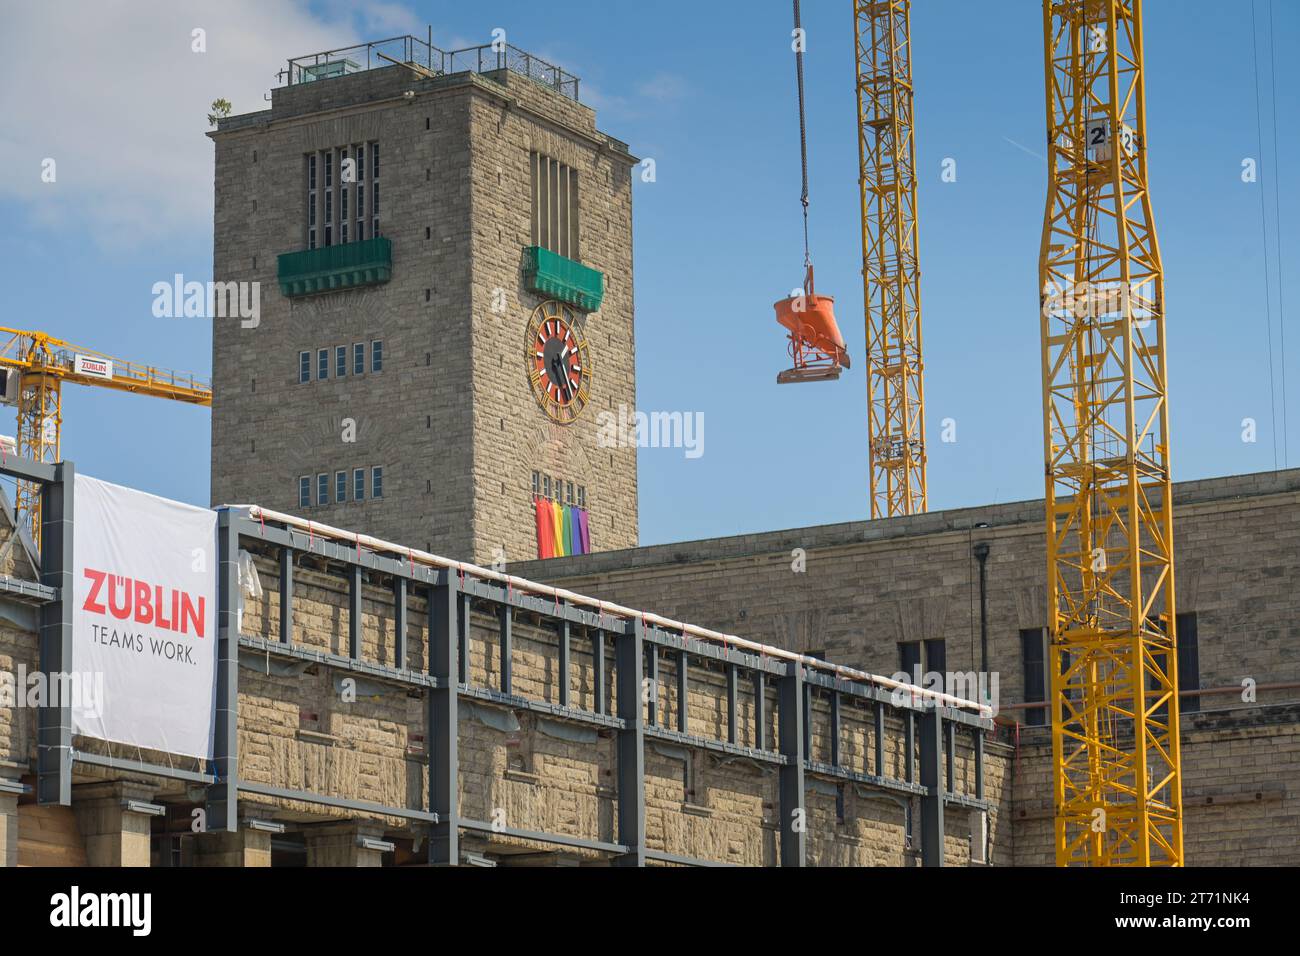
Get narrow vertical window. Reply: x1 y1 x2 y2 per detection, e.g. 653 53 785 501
335 470 346 503
336 345 346 378
299 351 310 384
1177 612 1200 714
317 348 328 380
371 466 384 499
317 473 328 506
299 476 310 508
354 468 365 501
371 340 383 373
307 154 317 249
1020 628 1046 727
356 144 366 240
371 142 380 238
353 343 365 376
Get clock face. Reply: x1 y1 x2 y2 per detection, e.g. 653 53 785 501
526 300 591 424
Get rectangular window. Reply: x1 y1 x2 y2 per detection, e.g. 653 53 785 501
543 475 551 499
372 142 379 180
316 473 328 506
317 348 328 380
371 340 383 373
924 639 945 678
1177 613 1200 714
298 476 310 508
353 343 365 376
1020 628 1046 727
336 346 346 378
299 351 310 384
532 471 541 496
371 466 384 499
354 468 365 501
899 642 921 680
324 151 332 188
577 486 586 509
529 152 580 259
566 481 574 505
335 471 346 503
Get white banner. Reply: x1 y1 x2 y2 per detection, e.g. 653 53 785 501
71 474 218 760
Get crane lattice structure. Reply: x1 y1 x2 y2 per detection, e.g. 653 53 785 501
855 0 927 519
1038 0 1183 866
0 328 212 549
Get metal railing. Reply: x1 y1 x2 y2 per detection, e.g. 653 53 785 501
282 35 580 102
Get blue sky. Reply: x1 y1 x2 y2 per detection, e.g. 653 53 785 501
1 0 1295 548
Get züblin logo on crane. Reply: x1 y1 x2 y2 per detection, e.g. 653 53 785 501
82 568 206 638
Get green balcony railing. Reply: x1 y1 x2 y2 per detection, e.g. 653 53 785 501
278 236 392 297
523 246 605 312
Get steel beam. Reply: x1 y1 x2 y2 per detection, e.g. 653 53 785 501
727 664 738 744
593 629 606 715
36 462 72 806
777 662 806 866
558 605 570 708
457 592 469 684
645 640 659 727
427 575 459 865
945 719 956 795
498 602 512 694
348 564 362 659
614 621 645 865
802 682 813 757
206 507 239 832
919 707 943 867
874 702 885 777
393 576 407 670
676 648 688 734
830 691 841 766
279 546 293 644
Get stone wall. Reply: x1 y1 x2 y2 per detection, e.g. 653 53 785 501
515 467 1300 866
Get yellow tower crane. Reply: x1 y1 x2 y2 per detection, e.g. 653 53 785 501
0 328 212 549
1038 0 1183 865
855 0 927 518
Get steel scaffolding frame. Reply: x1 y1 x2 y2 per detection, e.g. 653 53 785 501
13 466 992 866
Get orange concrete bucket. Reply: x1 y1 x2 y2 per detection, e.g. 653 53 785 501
774 266 850 383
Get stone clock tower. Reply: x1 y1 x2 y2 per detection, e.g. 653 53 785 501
209 38 639 564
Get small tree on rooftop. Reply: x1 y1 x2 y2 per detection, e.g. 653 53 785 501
208 98 233 126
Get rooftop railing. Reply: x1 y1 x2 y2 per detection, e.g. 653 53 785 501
282 34 581 102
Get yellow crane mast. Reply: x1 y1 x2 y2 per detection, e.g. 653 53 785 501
855 0 927 519
0 328 211 548
1038 0 1183 865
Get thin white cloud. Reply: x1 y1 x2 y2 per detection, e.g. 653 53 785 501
636 72 688 103
0 1 384 251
